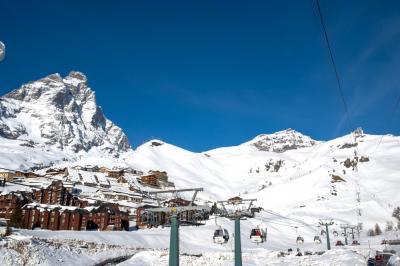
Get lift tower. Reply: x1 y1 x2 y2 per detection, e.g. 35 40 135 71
319 219 334 250
145 188 210 266
217 196 257 266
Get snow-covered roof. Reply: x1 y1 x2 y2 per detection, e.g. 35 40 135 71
0 182 33 195
24 203 79 212
0 168 14 173
23 202 105 213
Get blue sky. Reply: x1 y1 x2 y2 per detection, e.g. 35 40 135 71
1 0 400 151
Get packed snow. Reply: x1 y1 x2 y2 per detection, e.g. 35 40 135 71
1 73 400 265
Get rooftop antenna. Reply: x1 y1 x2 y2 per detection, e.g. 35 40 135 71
0 41 5 62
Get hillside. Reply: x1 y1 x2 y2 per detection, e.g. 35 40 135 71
128 129 400 230
1 72 399 234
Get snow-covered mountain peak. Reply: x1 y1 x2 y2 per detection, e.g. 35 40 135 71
0 71 131 157
5 71 92 105
64 71 88 85
247 128 319 152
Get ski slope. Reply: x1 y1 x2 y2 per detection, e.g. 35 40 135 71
127 130 400 231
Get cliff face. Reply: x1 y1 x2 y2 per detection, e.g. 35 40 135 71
0 71 131 155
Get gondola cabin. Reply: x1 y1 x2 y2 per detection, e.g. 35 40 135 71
213 228 229 244
250 227 267 244
314 235 321 244
296 236 304 244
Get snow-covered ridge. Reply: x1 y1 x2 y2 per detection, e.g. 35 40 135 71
245 128 320 152
0 71 399 235
0 71 130 156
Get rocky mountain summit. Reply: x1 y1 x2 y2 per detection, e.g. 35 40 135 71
248 128 319 152
0 71 130 156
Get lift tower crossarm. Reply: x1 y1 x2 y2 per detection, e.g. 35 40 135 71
148 188 204 194
144 187 207 266
246 199 256 212
217 198 257 205
147 188 203 207
147 205 211 213
215 197 258 266
190 190 199 206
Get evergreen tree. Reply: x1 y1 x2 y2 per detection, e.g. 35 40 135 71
8 208 23 228
386 221 394 232
374 223 382 235
367 229 375 236
393 207 400 221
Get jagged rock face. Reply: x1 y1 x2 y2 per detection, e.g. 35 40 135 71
250 129 318 152
0 71 131 155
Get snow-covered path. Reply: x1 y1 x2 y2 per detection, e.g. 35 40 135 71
9 221 398 266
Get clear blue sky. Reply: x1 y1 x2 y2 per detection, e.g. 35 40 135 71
1 0 400 151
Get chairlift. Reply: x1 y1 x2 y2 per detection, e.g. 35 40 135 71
314 235 322 244
296 236 304 244
250 227 267 244
213 227 229 244
333 230 339 237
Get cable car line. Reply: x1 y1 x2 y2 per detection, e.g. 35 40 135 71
260 218 307 229
315 0 352 132
370 92 400 155
261 209 316 228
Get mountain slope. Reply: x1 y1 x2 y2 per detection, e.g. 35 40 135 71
0 71 131 169
1 72 399 232
128 130 400 229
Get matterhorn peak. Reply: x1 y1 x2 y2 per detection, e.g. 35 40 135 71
66 71 87 81
0 71 131 156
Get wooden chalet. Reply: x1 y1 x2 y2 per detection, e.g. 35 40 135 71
0 170 14 182
32 180 73 206
148 170 168 182
14 171 42 179
107 170 124 179
139 171 174 188
98 167 110 173
139 175 159 188
44 168 68 177
227 196 243 205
